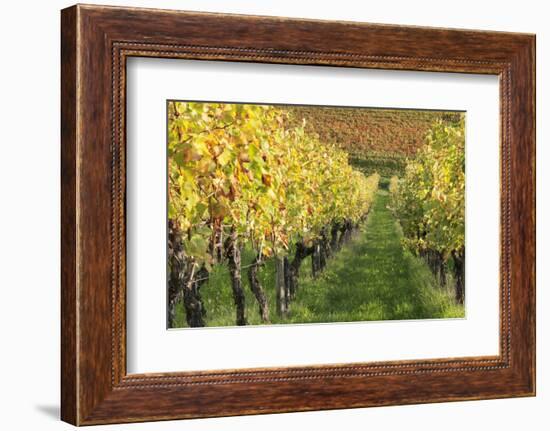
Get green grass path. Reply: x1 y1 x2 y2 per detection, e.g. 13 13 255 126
174 190 463 328
290 190 463 323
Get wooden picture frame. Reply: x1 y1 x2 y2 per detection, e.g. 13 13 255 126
61 4 535 425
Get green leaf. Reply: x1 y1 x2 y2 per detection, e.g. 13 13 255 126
217 148 232 166
185 235 208 259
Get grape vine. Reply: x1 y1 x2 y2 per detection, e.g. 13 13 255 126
389 119 465 303
168 101 379 327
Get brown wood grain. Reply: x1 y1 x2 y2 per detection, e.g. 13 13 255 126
61 5 78 425
61 4 535 425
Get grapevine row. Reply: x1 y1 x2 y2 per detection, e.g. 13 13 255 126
389 119 465 303
167 101 379 327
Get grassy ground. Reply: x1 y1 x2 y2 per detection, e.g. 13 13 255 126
173 190 464 328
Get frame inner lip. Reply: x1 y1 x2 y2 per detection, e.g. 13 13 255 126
115 45 512 384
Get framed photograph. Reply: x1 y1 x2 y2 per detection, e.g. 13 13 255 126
61 4 535 425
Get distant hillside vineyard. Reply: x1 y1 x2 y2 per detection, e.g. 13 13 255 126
287 106 464 177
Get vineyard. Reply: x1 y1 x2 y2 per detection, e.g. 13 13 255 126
167 101 465 328
288 106 463 177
